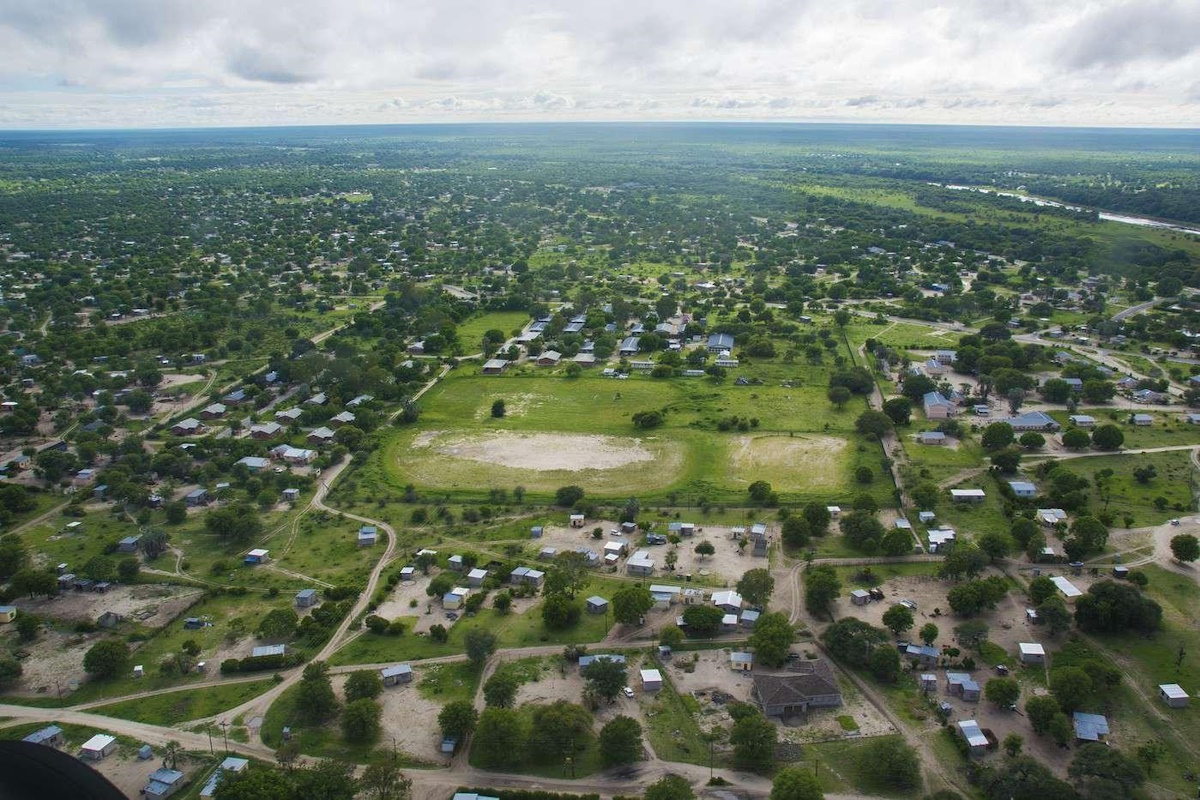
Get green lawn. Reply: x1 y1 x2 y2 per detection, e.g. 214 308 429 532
417 661 482 705
1047 409 1200 449
87 679 275 726
457 311 531 351
642 664 718 767
1051 449 1195 525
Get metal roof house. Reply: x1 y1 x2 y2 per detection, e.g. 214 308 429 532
1018 642 1046 664
950 488 986 502
144 768 186 799
711 589 743 613
1159 683 1189 708
244 548 269 564
80 734 118 761
730 651 754 671
22 725 64 747
627 550 654 576
1051 575 1083 599
252 644 286 658
1073 712 1109 742
640 668 663 692
295 588 319 608
358 526 378 547
957 720 988 756
200 757 249 799
1008 480 1037 498
381 664 413 686
753 661 842 717
1005 411 1061 431
578 654 626 668
707 333 735 353
586 596 609 614
946 672 981 701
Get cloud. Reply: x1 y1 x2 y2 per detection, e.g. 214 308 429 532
0 0 1195 126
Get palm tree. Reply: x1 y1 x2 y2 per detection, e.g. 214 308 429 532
163 740 182 770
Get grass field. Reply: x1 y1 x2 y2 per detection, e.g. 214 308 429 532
642 664 718 767
416 661 481 705
456 311 531 351
1053 449 1195 525
88 679 275 726
1047 409 1200 449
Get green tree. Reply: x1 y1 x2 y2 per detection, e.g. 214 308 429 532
747 480 775 505
554 485 585 507
645 774 695 800
1003 733 1024 757
15 612 39 642
359 763 411 800
598 716 642 765
860 737 920 790
257 608 298 641
0 657 23 689
748 612 796 667
911 482 940 510
985 677 1020 707
345 670 383 703
1048 712 1073 747
919 623 938 646
855 410 893 438
770 767 824 800
694 540 716 558
1090 424 1124 451
1026 695 1061 734
1019 431 1046 449
528 700 593 761
802 503 832 535
611 585 654 625
296 662 338 722
465 628 497 667
821 618 888 668
438 699 478 739
1062 428 1091 450
681 604 724 635
474 707 527 768
976 530 1013 561
1037 596 1073 635
882 604 914 636
660 625 685 648
883 397 911 426
341 698 382 744
1050 666 1093 712
491 399 506 418
582 657 628 702
541 593 581 630
804 565 841 619
83 638 129 680
1069 743 1144 794
939 540 988 579
869 646 901 683
11 568 57 597
737 568 775 608
827 386 852 410
730 711 777 772
1135 740 1167 777
483 671 519 707
1170 533 1200 562
981 422 1015 451
1028 575 1057 605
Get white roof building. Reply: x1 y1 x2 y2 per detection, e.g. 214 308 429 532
1051 575 1083 598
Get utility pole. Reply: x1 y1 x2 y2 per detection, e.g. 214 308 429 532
219 720 229 753
207 729 214 756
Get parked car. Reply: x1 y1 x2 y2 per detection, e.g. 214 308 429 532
623 687 634 698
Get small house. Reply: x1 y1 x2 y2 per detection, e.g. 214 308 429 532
1068 414 1096 428
905 644 939 668
467 568 488 587
530 525 544 539
441 737 459 755
730 652 754 671
133 664 144 678
98 611 124 628
381 664 413 686
919 673 938 693
922 391 953 420
236 456 271 472
307 426 335 445
722 613 740 630
1018 642 1045 665
586 596 609 614
603 540 627 558
281 487 300 502
711 589 743 613
1159 683 1189 708
358 526 378 547
946 672 980 701
1133 414 1154 426
1051 575 1083 600
448 555 464 571
0 606 15 624
443 588 469 610
144 768 186 799
918 511 936 524
1008 481 1037 499
80 734 118 761
330 411 356 427
641 668 663 692
481 359 510 375
538 546 558 560
22 725 64 748
252 644 286 658
295 588 318 608
740 609 760 628
950 488 986 503
171 418 204 436
200 403 227 420
1025 607 1040 624
827 506 841 518
1073 711 1109 742
570 514 585 528
244 548 269 565
185 488 208 507
249 422 282 440
626 550 655 576
850 589 870 606
399 566 415 581
917 431 946 445
200 757 249 799
1112 565 1129 579
958 720 989 756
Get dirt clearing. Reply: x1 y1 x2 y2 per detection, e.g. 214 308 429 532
418 431 656 471
728 435 847 490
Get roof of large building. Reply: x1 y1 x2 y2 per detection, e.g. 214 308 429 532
753 660 839 707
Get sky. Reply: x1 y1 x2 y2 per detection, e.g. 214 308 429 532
0 0 1198 129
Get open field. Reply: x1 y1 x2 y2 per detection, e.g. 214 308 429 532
88 679 276 726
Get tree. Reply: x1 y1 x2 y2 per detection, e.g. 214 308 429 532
1132 464 1157 484
161 740 183 770
548 550 591 598
731 711 777 772
632 410 665 429
1069 743 1145 794
1029 575 1057 605
681 604 724 635
1065 516 1110 560
345 670 383 703
947 577 1009 616
162 499 185 524
528 700 593 761
804 565 841 619
747 480 775 505
990 446 1022 474
645 774 695 800
1048 712 1073 747
1037 597 1073 635
117 557 140 583
296 662 338 722
11 568 57 597
1170 533 1200 562
974 755 1074 800
939 540 988 579
981 422 1015 451
341 698 381 743
749 612 796 667
737 568 775 608
694 540 715 558
976 530 1013 561
612 585 654 624
919 623 938 646
781 516 810 549
541 593 581 630
660 625 685 648
770 767 824 800
204 503 263 543
1075 579 1162 633
438 699 478 739
1091 424 1124 451
821 618 888 668
803 502 832 535
360 763 411 800
598 716 642 765
1040 379 1072 403
985 677 1020 707
0 658 23 690
1010 517 1037 548
841 511 886 553
1062 428 1091 450
554 485 584 507
1135 740 1167 777
869 645 901 683
1050 666 1093 712
883 397 911 426
881 604 914 636
465 628 497 667
474 707 527 768
855 410 893 438
1003 733 1024 757
582 657 628 702
83 638 129 679
491 399 506 418
257 608 298 641
1026 695 1061 734
493 592 512 613
1019 431 1045 450
827 386 852 410
15 612 39 642
911 481 940 510
484 671 519 707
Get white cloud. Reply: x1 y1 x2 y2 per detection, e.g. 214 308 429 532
0 0 1196 127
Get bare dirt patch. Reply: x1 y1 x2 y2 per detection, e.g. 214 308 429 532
472 393 549 421
11 584 204 630
728 435 847 490
92 751 204 799
420 431 656 472
337 673 447 765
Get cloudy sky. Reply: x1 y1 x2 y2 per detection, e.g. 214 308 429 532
0 0 1197 128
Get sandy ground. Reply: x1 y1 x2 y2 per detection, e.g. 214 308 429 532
90 750 203 800
334 672 448 765
728 435 847 490
373 570 538 634
3 628 94 696
10 584 204 629
415 431 656 472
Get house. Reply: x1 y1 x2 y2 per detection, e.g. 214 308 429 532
1025 607 1040 624
358 526 378 547
1005 411 1061 432
381 664 413 686
347 394 373 408
918 511 936 524
973 404 990 416
144 768 187 799
1073 711 1109 742
570 513 585 528
1159 683 1189 708
307 426 335 445
281 487 300 502
1008 480 1037 498
919 673 938 693
117 535 142 553
482 359 511 375
1038 508 1068 527
741 609 760 628
722 613 740 630
731 652 754 671
276 446 317 465
753 661 842 716
711 589 743 613
467 568 488 587
305 392 328 406
80 734 118 761
200 403 227 420
223 389 247 406
934 349 957 364
399 566 415 581
1133 413 1154 426
330 411 356 428
443 587 469 610
448 555 464 571
586 596 609 614
530 525 544 539
274 407 303 424
252 644 285 658
1051 575 1083 600
618 336 640 356
572 353 596 367
200 757 249 800
171 418 204 436
441 737 459 755
1018 642 1046 665
236 456 271 472
295 588 319 608
707 333 735 353
714 354 739 369
957 720 989 756
923 357 946 377
244 548 269 565
627 550 655 576
22 725 64 748
922 391 953 419
827 506 841 518
917 431 946 445
641 668 663 692
0 606 15 624
1068 414 1096 428
850 589 870 606
185 488 209 507
946 672 981 701
577 654 626 668
1187 413 1200 425
537 351 562 366
538 546 558 560
649 584 682 607
905 644 940 667
510 567 545 588
950 489 986 503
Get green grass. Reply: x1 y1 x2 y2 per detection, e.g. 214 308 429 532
417 661 482 705
1047 409 1200 449
833 562 940 587
804 736 924 798
1045 449 1196 525
466 702 605 778
977 640 1009 667
836 714 859 732
87 679 275 726
642 664 717 767
456 311 531 351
